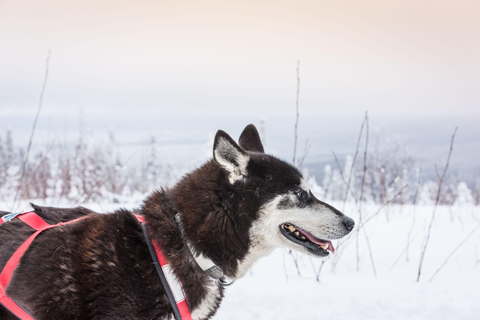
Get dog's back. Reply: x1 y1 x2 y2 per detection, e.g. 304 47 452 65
0 208 172 319
0 205 97 271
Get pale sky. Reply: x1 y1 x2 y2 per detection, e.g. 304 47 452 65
0 0 479 117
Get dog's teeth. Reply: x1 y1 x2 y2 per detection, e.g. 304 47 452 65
294 231 300 236
300 236 306 240
319 244 328 250
287 226 296 232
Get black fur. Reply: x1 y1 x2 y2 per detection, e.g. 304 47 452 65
238 124 264 153
0 124 344 319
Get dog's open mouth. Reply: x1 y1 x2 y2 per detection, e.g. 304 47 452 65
280 223 334 256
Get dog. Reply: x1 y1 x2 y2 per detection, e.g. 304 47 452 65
0 124 354 320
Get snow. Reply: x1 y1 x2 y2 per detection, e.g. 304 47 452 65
217 266 480 320
216 203 480 319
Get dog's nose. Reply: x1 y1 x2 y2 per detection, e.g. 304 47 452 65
343 217 355 231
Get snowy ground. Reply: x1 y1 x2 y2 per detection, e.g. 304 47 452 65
216 203 480 319
3 200 480 319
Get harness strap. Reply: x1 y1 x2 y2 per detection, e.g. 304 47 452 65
0 212 86 320
138 217 192 320
0 212 56 320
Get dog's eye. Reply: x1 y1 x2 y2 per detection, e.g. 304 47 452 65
296 191 306 199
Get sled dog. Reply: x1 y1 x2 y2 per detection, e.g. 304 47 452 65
0 124 354 319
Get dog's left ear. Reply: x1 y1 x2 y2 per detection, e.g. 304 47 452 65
238 124 264 153
214 130 250 184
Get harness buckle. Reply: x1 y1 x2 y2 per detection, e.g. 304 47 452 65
219 276 235 287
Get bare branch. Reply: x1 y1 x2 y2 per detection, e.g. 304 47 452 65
11 50 51 211
390 233 418 271
332 152 359 206
406 167 422 261
434 164 441 182
316 259 327 282
357 185 408 229
298 138 310 171
328 184 407 274
417 127 458 282
288 249 301 276
359 112 369 211
292 60 300 166
281 250 289 282
342 112 367 211
357 112 369 272
362 227 377 276
429 222 480 282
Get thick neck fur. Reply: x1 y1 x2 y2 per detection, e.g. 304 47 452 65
141 188 224 319
141 160 263 318
143 160 256 276
169 160 257 276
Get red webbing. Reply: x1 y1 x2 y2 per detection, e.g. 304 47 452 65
18 213 52 231
0 229 42 320
151 239 192 320
0 212 86 320
136 215 192 320
177 300 192 320
135 215 146 223
152 241 168 266
0 295 34 320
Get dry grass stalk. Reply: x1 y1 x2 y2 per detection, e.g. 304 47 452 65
342 112 368 211
11 50 51 212
429 222 480 282
292 60 300 166
417 127 458 282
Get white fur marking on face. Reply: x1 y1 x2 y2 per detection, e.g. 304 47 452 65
214 138 250 184
242 194 348 262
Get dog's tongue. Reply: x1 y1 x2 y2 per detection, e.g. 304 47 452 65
301 229 335 253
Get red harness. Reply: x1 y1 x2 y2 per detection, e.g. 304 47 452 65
0 212 192 320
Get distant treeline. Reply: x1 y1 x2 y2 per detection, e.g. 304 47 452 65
0 130 479 206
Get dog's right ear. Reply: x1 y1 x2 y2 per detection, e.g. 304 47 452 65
214 130 250 184
238 124 264 153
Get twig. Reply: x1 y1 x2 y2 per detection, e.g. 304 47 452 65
362 227 377 276
288 249 301 276
406 167 422 261
417 127 458 282
429 223 480 282
357 185 409 229
342 112 367 211
357 112 369 272
11 50 51 211
434 164 441 182
298 139 310 171
316 259 327 282
332 152 359 206
358 112 369 213
390 233 418 271
288 61 301 276
324 185 407 273
282 250 289 281
292 60 300 166
308 257 317 279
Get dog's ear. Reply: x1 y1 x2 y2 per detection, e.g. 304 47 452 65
238 124 264 153
214 130 250 184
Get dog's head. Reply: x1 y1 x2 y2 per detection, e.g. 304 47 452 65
213 124 355 262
